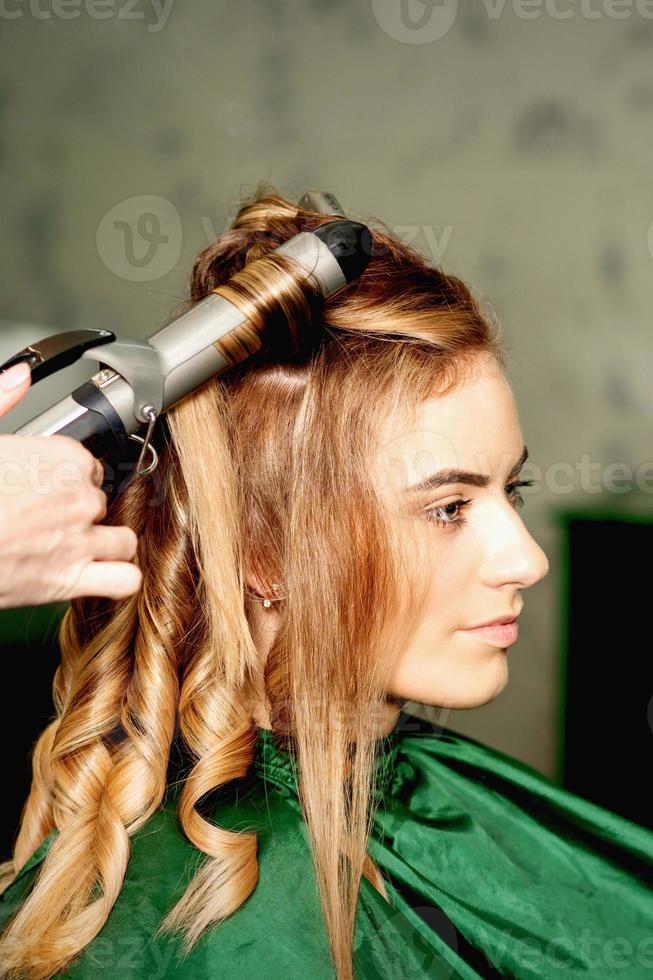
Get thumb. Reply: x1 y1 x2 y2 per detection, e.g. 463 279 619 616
0 363 32 417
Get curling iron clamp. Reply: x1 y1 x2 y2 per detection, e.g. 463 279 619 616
0 190 371 491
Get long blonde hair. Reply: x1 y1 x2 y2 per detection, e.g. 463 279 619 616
0 183 505 979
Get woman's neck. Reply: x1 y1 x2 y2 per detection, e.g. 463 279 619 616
253 698 402 739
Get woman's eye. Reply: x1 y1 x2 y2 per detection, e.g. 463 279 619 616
424 498 472 529
507 479 534 509
423 479 534 530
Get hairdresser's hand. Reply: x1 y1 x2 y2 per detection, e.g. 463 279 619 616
0 362 143 609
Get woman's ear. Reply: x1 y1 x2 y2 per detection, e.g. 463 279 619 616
245 563 269 599
245 562 286 603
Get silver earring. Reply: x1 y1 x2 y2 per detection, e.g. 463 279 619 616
262 582 284 607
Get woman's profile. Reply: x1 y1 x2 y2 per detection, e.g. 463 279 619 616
0 183 651 980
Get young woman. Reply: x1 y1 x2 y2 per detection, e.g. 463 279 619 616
0 185 651 979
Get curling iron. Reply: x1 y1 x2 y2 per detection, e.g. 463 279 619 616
0 190 371 491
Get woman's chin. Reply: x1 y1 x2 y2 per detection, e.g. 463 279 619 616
391 655 509 710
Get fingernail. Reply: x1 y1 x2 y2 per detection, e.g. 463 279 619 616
0 363 31 391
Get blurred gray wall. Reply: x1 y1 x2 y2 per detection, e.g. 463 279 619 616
1 1 652 780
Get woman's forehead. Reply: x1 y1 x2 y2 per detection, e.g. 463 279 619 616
374 367 523 492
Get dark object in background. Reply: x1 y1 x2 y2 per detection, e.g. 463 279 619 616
558 513 653 830
0 603 67 858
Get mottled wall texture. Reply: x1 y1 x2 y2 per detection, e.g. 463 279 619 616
1 1 651 780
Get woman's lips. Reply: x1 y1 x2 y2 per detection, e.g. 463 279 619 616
459 621 519 648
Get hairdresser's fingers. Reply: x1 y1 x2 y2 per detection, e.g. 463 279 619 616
87 524 139 563
88 456 105 489
67 561 143 602
0 364 32 417
56 440 106 496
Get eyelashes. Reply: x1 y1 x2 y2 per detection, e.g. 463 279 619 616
423 480 535 530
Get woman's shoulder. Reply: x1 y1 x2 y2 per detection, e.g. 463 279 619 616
0 801 193 933
396 711 653 832
0 771 337 979
376 709 653 979
392 707 653 853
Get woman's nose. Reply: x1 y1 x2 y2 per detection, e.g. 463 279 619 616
480 507 550 590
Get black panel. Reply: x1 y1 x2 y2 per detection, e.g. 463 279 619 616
0 604 66 857
561 516 653 830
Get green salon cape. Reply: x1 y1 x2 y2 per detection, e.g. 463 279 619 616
1 710 652 978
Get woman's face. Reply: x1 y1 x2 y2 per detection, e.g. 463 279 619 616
378 352 549 711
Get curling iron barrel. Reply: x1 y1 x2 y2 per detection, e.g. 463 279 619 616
1 217 373 465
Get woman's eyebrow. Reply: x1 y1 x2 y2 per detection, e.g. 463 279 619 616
403 446 529 495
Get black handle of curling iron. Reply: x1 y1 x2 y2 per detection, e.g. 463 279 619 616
0 329 116 384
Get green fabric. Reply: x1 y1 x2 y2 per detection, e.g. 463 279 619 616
1 711 652 978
